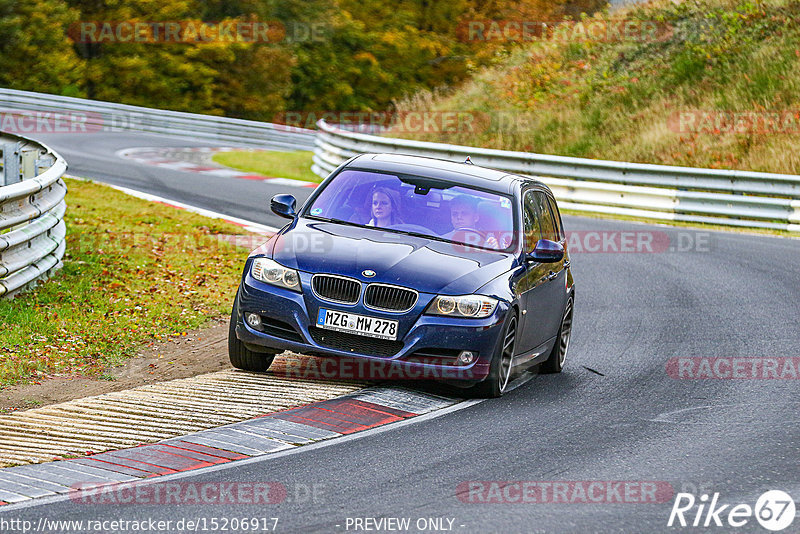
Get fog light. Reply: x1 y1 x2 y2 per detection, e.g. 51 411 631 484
245 313 262 328
457 351 476 365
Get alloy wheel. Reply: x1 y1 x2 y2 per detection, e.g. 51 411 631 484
499 315 517 392
558 300 573 367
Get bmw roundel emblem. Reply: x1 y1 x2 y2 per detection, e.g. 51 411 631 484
362 269 376 278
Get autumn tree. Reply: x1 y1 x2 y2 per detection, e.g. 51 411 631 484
0 0 84 95
63 0 293 117
0 0 608 119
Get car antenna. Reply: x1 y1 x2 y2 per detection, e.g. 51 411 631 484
464 156 474 165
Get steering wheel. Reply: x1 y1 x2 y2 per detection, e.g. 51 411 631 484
453 227 503 249
454 227 486 239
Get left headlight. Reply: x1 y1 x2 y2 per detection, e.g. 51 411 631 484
251 257 301 292
425 295 498 318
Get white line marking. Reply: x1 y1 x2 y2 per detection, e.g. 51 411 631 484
202 168 249 178
263 177 317 188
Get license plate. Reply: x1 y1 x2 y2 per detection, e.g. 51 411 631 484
316 308 399 341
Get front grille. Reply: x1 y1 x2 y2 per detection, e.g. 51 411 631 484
309 327 404 358
364 284 418 312
312 275 361 304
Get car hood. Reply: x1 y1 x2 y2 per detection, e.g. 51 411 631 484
268 219 516 295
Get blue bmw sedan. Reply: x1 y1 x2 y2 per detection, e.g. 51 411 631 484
229 153 574 397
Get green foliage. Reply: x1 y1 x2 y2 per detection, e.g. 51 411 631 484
0 0 607 118
61 0 295 118
0 0 84 95
391 0 800 175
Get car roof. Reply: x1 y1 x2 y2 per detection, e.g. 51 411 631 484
344 153 549 195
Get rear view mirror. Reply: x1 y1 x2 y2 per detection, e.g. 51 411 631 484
271 194 297 219
527 239 564 263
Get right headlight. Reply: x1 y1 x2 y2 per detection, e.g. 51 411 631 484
425 295 498 318
251 257 301 292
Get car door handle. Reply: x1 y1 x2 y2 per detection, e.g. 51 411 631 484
563 260 570 269
546 271 558 280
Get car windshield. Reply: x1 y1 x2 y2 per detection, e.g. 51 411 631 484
304 169 517 251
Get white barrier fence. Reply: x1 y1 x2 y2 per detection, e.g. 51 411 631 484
0 133 67 297
312 120 800 232
0 88 316 151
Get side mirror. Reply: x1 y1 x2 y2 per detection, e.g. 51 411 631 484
526 239 564 263
271 194 297 219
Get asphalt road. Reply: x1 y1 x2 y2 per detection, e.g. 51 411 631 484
3 133 799 533
34 131 308 228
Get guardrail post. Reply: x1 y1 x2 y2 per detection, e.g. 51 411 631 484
21 148 38 179
35 154 55 176
2 142 21 185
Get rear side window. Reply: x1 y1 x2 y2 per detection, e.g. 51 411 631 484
534 192 558 242
546 196 564 240
522 191 542 251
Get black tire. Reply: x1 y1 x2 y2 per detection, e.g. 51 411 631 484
469 311 518 398
540 296 573 374
228 293 277 372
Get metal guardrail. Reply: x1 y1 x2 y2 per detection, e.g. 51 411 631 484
313 120 800 232
0 133 67 298
0 88 316 151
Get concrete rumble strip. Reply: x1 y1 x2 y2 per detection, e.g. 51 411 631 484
0 363 460 505
0 358 366 468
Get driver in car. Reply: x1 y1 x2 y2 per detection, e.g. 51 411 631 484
446 195 499 249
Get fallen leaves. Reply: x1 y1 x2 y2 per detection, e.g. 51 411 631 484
0 179 249 386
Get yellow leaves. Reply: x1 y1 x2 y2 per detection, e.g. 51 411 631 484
379 30 405 46
0 178 244 386
353 52 379 66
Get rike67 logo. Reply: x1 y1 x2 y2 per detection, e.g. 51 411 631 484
668 490 796 531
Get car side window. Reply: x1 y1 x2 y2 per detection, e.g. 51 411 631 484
523 191 542 251
534 192 558 242
546 195 564 241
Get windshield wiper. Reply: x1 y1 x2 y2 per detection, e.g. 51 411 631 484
395 230 450 244
307 216 365 229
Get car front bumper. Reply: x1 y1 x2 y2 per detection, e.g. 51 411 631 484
234 272 510 383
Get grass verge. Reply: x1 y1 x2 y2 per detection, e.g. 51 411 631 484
392 0 800 175
0 178 257 387
212 150 321 183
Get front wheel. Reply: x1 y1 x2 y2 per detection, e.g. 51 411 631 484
228 294 277 372
540 296 573 374
469 311 518 398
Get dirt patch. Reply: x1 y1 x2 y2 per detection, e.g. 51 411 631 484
0 317 233 412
